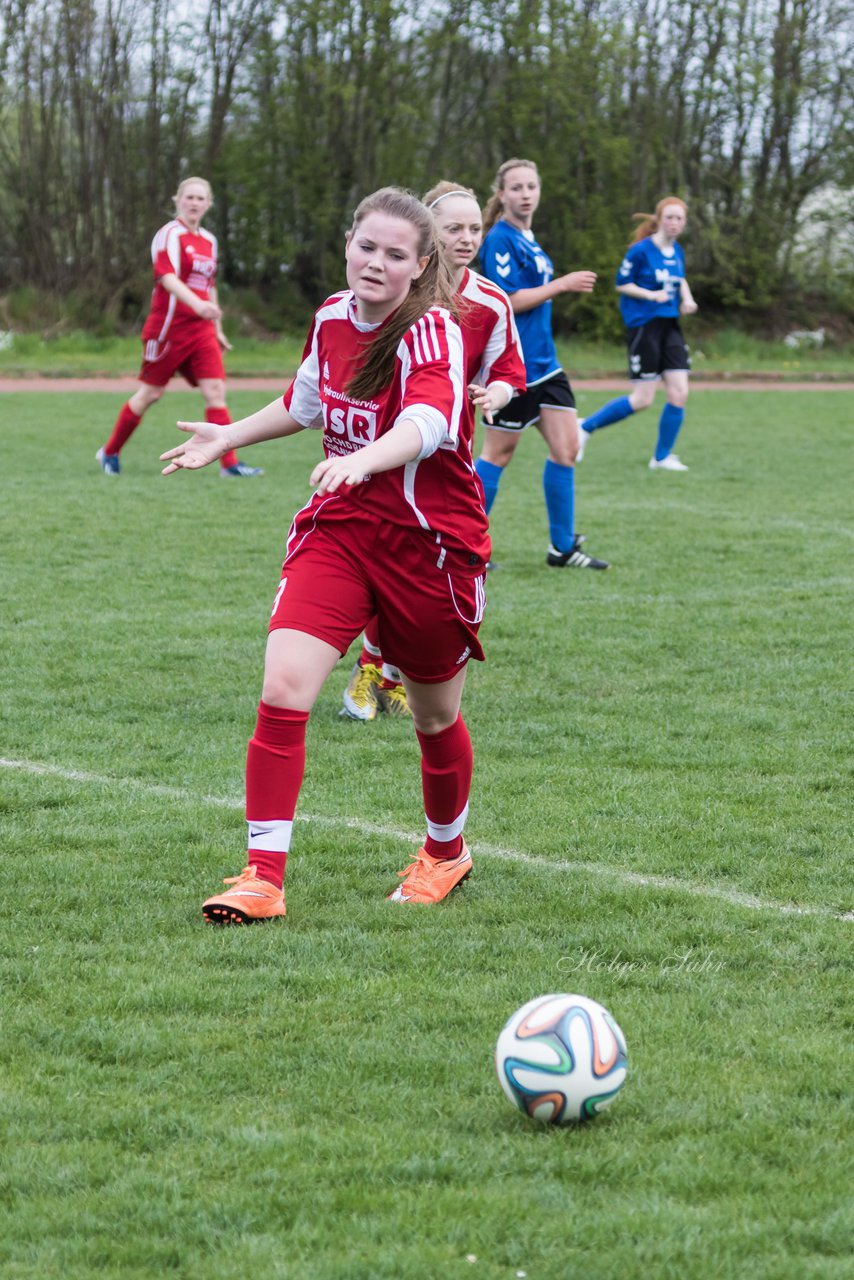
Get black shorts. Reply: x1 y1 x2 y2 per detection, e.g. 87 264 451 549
487 370 576 432
626 317 691 381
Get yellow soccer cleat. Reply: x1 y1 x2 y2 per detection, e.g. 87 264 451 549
376 682 412 717
340 661 382 721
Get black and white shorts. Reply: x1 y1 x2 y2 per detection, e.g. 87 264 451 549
626 317 691 381
487 370 576 432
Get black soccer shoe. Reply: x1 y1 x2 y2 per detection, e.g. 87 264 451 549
546 535 610 570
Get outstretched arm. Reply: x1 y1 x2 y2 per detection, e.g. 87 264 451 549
161 397 305 475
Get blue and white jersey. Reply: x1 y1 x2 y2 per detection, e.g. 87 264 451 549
616 237 685 327
480 220 560 387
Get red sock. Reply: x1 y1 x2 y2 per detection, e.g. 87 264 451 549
245 702 310 888
206 406 238 469
416 715 473 860
104 402 141 455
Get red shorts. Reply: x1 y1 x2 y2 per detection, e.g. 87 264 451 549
138 323 225 387
268 507 486 683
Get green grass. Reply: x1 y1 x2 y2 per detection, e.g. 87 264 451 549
0 328 852 379
0 331 309 378
1 390 852 1279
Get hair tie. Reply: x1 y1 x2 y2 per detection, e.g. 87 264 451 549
428 190 476 209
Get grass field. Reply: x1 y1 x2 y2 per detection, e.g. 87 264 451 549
1 328 852 380
1 389 852 1279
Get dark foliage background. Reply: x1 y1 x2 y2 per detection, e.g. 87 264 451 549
1 0 852 338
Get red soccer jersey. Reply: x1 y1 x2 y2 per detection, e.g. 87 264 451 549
283 292 490 564
457 267 526 411
141 219 218 346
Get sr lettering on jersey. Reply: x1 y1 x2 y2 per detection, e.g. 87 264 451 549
322 403 378 445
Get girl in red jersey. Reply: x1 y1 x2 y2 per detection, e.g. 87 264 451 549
161 187 489 918
96 177 261 478
340 180 527 723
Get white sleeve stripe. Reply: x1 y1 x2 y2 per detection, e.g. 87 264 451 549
424 312 441 361
166 226 182 274
445 316 464 446
417 317 429 362
151 222 181 264
411 322 424 365
420 316 430 361
397 339 413 397
411 313 444 365
287 323 323 426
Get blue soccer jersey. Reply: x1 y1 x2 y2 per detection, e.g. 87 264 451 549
480 220 560 386
616 238 685 328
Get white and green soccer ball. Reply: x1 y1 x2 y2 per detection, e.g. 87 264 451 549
495 993 628 1124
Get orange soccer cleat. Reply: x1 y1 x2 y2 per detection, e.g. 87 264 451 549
387 842 472 904
202 865 286 925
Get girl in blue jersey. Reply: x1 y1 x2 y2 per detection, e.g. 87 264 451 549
475 158 609 570
578 197 698 471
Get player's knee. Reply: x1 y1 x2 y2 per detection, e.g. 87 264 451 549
482 439 517 468
411 706 458 737
630 385 656 411
668 389 689 409
550 443 577 467
131 384 163 413
260 671 305 708
200 379 226 407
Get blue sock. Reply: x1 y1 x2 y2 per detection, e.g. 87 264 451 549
655 403 685 460
582 396 634 433
475 457 504 515
543 459 574 552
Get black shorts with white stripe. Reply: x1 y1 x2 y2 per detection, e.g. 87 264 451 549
626 316 690 381
486 370 575 432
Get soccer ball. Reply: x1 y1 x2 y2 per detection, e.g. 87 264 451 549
495 993 628 1124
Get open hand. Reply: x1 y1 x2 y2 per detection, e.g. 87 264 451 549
160 422 231 474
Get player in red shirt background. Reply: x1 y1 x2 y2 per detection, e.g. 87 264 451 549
96 176 261 478
160 187 490 917
341 179 527 722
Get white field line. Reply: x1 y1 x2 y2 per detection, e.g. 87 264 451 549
3 756 852 923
